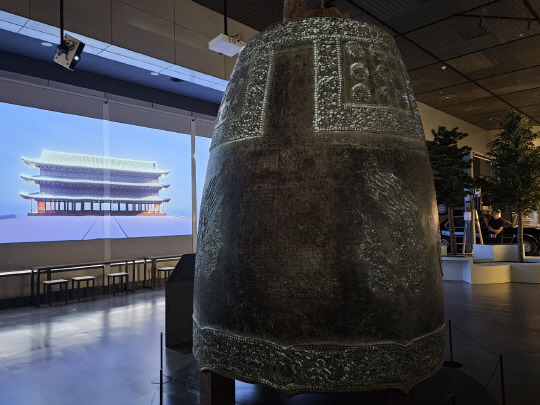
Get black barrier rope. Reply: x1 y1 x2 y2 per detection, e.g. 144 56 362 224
466 357 502 404
444 320 507 405
450 322 499 357
433 357 501 405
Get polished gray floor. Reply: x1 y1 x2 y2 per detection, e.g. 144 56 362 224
0 282 538 405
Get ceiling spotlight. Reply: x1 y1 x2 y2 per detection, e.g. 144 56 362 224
53 34 85 70
150 72 159 76
441 65 447 70
41 42 53 47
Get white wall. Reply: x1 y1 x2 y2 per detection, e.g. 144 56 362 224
417 101 493 153
0 235 192 299
0 235 193 272
533 126 540 147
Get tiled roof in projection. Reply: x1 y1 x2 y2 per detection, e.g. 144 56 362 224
19 192 170 203
20 174 170 189
21 149 170 175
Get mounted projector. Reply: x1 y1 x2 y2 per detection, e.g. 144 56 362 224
54 34 85 70
208 33 244 57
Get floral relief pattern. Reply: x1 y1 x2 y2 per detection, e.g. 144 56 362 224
193 321 445 396
210 17 424 151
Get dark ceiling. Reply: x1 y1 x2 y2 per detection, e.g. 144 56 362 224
194 0 540 130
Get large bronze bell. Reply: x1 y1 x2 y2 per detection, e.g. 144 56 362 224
193 4 444 396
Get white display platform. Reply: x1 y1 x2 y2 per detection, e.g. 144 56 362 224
473 244 519 262
468 262 511 284
441 256 473 283
442 256 540 284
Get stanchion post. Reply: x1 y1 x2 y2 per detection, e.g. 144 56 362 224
160 332 163 405
500 354 506 405
444 320 463 368
449 320 454 363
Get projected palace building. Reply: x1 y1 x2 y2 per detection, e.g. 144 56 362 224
20 149 171 216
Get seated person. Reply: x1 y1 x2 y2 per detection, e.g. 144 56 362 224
487 209 504 244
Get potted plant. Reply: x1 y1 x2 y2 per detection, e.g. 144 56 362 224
427 126 472 255
486 110 540 262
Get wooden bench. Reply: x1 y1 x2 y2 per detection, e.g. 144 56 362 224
71 276 96 301
107 272 129 296
157 266 175 286
43 279 69 305
32 263 106 306
31 259 138 306
143 255 182 289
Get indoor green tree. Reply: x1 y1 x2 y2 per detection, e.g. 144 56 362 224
426 126 472 255
486 110 540 262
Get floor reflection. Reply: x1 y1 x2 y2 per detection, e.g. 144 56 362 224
0 283 538 404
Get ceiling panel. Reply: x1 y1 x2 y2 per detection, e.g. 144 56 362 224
394 37 439 70
405 17 502 62
415 82 492 108
445 34 540 80
529 0 540 16
499 87 540 107
439 96 510 118
332 0 396 33
477 65 540 95
477 0 534 19
346 0 489 34
519 104 540 117
237 1 284 31
456 109 511 129
408 64 469 94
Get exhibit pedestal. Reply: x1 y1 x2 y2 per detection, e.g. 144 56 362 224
200 371 235 405
165 254 195 348
442 255 540 283
473 244 519 261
